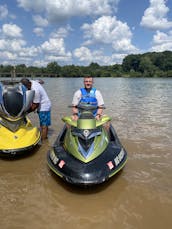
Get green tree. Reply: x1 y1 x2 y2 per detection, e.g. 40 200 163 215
46 62 61 76
122 54 141 72
139 56 155 76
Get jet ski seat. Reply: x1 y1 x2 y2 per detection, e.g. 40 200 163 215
79 112 94 119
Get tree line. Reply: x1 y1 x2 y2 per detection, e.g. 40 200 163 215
0 50 172 78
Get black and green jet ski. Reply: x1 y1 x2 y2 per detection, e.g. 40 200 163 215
47 104 127 186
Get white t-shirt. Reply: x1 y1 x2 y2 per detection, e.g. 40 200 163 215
72 88 104 106
31 80 51 112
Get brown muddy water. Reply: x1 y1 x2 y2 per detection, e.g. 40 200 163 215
0 78 172 229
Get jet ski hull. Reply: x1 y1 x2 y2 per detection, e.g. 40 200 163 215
47 124 127 186
0 117 41 157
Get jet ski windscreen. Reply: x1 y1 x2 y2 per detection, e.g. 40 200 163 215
3 90 23 117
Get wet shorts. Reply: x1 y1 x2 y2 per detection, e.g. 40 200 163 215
38 111 51 126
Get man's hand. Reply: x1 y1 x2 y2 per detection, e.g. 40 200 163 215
72 113 78 121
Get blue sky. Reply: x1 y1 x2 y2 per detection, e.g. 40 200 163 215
0 0 172 67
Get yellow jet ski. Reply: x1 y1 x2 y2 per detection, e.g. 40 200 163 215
0 80 41 157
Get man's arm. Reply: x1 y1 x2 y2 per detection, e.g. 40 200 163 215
72 106 78 115
96 90 104 119
71 90 81 119
27 103 39 113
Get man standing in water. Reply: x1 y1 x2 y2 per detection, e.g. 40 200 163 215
21 78 51 140
71 76 104 120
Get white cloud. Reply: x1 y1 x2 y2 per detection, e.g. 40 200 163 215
111 53 127 63
41 37 65 54
0 38 37 61
82 16 138 53
51 26 72 39
0 39 26 52
40 35 72 63
0 5 8 19
33 59 48 67
17 0 45 12
73 46 126 65
33 27 44 37
0 45 39 65
74 46 92 62
2 23 23 38
0 21 73 66
0 51 17 61
0 23 26 53
0 39 6 49
32 15 48 27
112 38 137 53
74 47 108 65
141 0 172 30
0 23 39 65
17 0 119 22
19 46 38 57
46 53 72 62
151 30 172 51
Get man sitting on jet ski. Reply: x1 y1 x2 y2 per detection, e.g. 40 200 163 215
72 76 104 120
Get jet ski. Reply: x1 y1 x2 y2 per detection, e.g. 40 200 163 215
0 80 41 157
47 103 127 186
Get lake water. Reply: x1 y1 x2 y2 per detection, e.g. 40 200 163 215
0 77 172 229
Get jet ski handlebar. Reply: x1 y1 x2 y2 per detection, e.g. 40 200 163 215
68 104 106 111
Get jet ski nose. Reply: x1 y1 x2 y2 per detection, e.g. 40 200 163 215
3 88 23 117
0 81 35 120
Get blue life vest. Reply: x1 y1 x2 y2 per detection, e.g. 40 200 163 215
79 88 98 115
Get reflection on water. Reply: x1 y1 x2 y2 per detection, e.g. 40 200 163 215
0 78 172 229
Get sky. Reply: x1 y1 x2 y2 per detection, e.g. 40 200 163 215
0 0 172 67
